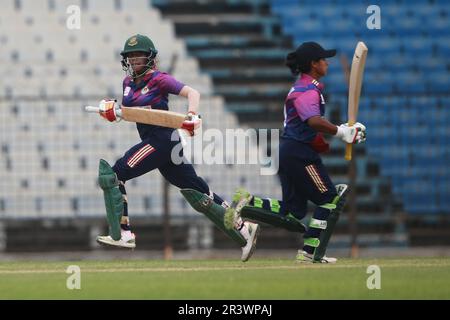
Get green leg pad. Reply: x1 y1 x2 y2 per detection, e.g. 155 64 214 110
98 159 123 241
241 206 306 233
312 211 339 261
313 184 348 262
180 189 246 247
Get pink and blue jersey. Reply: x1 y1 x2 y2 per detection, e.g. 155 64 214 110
122 71 185 139
282 73 325 144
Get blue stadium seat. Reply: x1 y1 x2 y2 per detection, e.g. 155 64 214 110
426 15 450 34
292 19 328 38
371 38 400 56
427 72 450 94
410 96 438 109
324 73 347 94
420 56 446 74
440 97 450 108
395 72 427 94
436 40 450 56
403 38 434 56
326 19 356 37
364 72 395 94
393 16 424 36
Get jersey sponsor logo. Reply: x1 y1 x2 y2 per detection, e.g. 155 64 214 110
124 86 131 96
141 86 149 95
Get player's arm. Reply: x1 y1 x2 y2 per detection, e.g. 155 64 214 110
307 116 338 135
178 85 202 136
308 116 366 144
179 85 200 115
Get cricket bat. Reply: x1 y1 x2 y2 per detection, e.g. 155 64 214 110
345 41 368 161
85 105 188 129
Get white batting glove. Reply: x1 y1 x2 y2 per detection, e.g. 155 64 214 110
181 112 202 136
99 99 121 122
335 122 366 144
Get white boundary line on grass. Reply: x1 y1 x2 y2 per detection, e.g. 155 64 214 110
1 261 450 274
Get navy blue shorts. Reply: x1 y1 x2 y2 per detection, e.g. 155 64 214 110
112 129 210 194
278 138 337 219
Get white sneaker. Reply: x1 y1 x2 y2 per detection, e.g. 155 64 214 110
296 250 337 264
96 230 136 249
239 221 260 262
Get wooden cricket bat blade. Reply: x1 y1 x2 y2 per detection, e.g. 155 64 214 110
121 107 187 129
84 105 188 129
345 41 368 161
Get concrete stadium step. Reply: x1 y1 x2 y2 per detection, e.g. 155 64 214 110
173 20 281 36
201 66 294 86
198 56 287 70
152 0 271 16
203 66 291 78
191 48 287 60
184 35 292 50
234 117 283 130
338 213 402 227
215 88 286 100
216 83 290 93
164 14 276 24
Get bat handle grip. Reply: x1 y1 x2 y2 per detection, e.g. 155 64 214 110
345 144 353 161
85 106 100 113
345 120 356 161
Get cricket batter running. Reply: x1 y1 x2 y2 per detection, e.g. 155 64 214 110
225 42 367 263
95 34 259 262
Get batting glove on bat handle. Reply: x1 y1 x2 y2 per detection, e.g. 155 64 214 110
336 122 366 144
98 99 122 122
181 113 202 136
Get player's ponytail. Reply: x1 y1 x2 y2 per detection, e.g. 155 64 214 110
286 51 300 75
285 51 312 75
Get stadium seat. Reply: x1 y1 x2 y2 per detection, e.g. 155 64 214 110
394 72 427 94
427 72 450 94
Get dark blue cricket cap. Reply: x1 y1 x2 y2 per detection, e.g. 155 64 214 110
290 42 336 62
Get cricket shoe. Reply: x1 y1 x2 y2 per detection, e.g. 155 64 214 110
239 221 260 262
96 230 136 249
224 187 253 230
295 250 337 264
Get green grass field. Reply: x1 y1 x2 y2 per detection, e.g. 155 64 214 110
1 258 449 299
